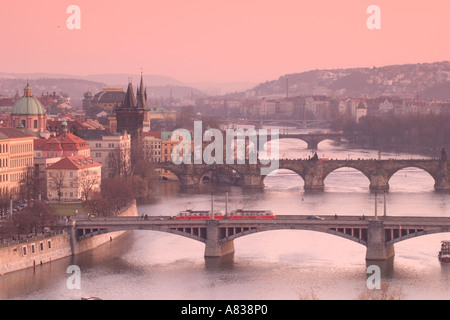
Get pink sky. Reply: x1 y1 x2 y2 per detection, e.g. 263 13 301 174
0 0 449 83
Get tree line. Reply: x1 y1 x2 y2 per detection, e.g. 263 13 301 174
331 113 450 155
82 138 160 217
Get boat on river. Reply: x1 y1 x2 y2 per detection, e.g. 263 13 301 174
438 240 450 263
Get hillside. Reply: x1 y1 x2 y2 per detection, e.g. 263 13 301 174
0 75 206 109
244 61 450 99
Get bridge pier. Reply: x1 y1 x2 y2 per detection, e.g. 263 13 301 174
366 220 395 261
303 176 325 191
242 174 263 189
434 183 450 192
434 159 450 192
204 220 235 257
306 140 319 150
368 174 389 192
178 175 201 188
303 161 325 191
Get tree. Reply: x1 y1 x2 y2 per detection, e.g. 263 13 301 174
109 144 132 178
19 166 43 203
82 191 110 217
78 169 100 202
48 170 67 202
0 192 11 216
11 210 33 239
100 177 135 214
26 201 57 235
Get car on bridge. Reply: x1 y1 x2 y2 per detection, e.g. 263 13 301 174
307 215 324 220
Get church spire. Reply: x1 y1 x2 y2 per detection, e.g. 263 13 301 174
136 70 147 109
123 78 137 108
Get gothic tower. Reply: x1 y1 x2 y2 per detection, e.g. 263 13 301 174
115 72 150 141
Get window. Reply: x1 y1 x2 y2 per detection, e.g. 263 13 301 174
22 246 27 256
33 120 38 129
31 244 35 254
47 240 52 249
40 242 44 251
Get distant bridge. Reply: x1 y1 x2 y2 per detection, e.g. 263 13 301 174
219 128 343 150
157 158 450 192
220 119 330 129
273 132 343 149
60 215 450 261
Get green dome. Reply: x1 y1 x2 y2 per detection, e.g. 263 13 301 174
12 83 46 116
12 95 46 116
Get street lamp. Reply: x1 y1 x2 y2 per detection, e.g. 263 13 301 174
9 195 13 218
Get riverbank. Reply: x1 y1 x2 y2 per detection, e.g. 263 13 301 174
0 201 138 276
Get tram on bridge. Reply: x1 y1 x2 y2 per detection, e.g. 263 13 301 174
176 209 276 220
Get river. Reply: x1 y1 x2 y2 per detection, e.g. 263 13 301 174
1 135 450 300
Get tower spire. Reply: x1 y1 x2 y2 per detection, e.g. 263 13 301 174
123 77 137 108
137 69 147 108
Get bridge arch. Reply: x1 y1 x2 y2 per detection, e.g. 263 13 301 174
220 225 368 247
323 164 371 186
387 166 436 191
324 167 371 191
197 165 244 185
261 168 305 189
90 225 208 243
387 228 450 246
157 165 181 182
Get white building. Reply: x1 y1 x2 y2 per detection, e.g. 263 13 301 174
82 131 131 179
46 155 102 202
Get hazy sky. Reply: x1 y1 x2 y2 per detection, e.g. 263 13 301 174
0 0 449 83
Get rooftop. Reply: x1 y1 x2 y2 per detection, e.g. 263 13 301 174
46 155 101 170
0 127 37 140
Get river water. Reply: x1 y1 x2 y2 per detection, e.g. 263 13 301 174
1 135 450 300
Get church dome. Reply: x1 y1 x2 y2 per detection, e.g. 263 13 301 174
12 84 46 115
84 91 93 99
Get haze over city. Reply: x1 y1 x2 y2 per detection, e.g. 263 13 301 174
1 0 449 84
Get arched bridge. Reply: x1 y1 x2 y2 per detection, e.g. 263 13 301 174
61 215 450 261
157 158 450 192
272 132 342 149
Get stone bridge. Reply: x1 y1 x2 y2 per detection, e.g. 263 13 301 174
59 215 450 261
272 132 342 149
157 158 450 192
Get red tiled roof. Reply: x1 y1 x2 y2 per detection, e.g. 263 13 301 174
46 155 101 170
0 127 37 140
34 139 48 150
143 131 161 139
39 132 89 151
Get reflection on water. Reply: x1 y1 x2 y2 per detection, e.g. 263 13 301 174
2 139 450 300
